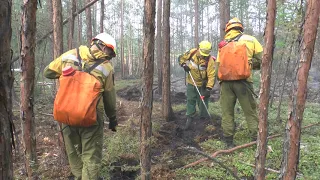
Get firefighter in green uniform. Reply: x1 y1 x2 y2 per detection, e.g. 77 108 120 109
44 33 117 179
216 18 263 147
178 41 216 130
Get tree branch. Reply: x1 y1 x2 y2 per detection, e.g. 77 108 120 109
180 146 240 180
11 0 100 64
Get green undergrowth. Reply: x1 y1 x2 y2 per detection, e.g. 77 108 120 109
102 79 320 179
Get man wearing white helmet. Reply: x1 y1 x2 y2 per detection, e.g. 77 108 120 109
44 33 117 179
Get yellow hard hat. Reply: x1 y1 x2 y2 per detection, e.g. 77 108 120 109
199 41 212 56
225 17 244 32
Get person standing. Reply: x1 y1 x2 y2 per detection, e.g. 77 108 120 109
216 18 263 147
178 41 216 130
44 33 118 179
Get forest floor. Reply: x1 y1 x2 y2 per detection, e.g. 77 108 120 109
12 76 320 179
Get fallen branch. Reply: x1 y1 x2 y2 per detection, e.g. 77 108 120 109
181 122 320 169
181 146 240 180
238 161 280 174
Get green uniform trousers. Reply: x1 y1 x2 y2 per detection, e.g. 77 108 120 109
186 83 210 117
62 108 104 180
220 81 258 138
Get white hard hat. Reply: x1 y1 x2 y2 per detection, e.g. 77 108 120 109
92 33 117 55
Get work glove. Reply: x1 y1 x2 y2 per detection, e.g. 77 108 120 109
181 63 190 72
109 116 118 132
203 87 211 97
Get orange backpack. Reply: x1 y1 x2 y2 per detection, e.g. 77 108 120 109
218 34 250 80
53 49 104 127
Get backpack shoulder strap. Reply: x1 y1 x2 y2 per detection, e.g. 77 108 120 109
77 47 106 73
85 59 106 73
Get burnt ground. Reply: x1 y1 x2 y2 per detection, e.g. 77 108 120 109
12 79 223 180
115 81 223 179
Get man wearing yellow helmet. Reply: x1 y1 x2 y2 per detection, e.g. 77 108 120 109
178 41 216 130
216 18 263 148
43 33 117 179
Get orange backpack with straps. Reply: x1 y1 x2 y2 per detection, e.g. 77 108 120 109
53 49 104 127
218 34 250 80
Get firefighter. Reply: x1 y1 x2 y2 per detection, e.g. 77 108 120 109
44 33 117 179
178 41 216 130
216 18 263 147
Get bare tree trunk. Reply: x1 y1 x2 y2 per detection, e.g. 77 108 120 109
279 0 320 179
219 0 230 40
52 0 63 57
100 0 104 33
255 0 276 179
86 0 92 44
162 0 173 121
120 0 125 78
0 1 14 179
52 0 68 165
20 0 38 178
156 0 163 94
194 0 199 46
77 0 83 47
140 0 155 179
68 0 76 49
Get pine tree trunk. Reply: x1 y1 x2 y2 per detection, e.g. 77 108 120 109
219 0 230 40
20 0 38 178
140 0 156 179
68 0 76 49
52 0 68 165
255 0 276 179
194 0 199 46
100 0 104 33
0 1 14 179
86 0 92 44
279 0 320 179
156 0 163 94
162 0 173 121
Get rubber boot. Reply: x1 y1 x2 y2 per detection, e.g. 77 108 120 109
183 117 193 130
222 136 235 148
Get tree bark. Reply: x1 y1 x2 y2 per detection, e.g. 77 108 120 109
156 0 163 94
279 0 320 179
100 0 104 33
161 0 173 121
68 0 76 49
52 0 63 57
86 0 93 44
0 1 14 179
140 0 155 179
219 0 230 40
255 0 276 179
120 0 125 78
194 0 199 46
20 0 38 178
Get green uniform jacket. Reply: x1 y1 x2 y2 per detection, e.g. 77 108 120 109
216 30 263 82
178 48 216 89
43 45 116 119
